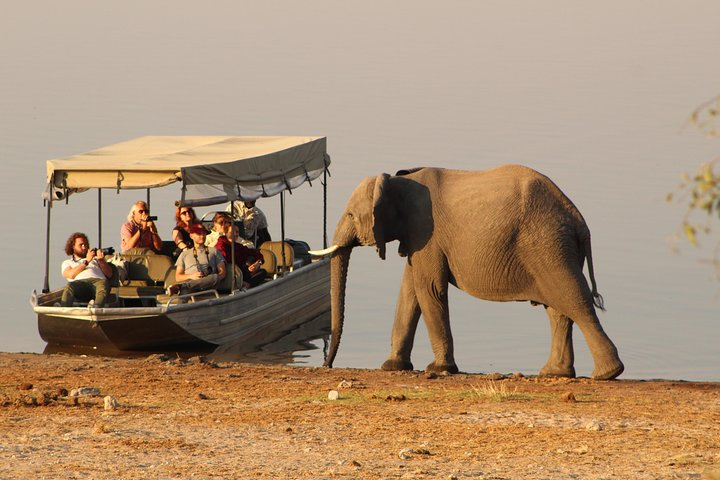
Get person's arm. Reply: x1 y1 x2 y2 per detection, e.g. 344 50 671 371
172 228 189 250
63 260 85 280
95 251 113 278
217 259 226 280
174 255 203 282
144 219 162 251
120 223 139 251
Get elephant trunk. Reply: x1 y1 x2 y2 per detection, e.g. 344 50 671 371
323 246 352 368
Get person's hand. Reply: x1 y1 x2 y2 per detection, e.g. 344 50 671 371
248 260 262 273
86 249 97 263
96 249 106 261
192 271 205 280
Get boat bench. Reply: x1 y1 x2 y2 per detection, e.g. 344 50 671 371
109 253 175 299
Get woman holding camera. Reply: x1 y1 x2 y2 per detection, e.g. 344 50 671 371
120 201 162 254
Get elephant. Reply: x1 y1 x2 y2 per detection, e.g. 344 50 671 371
311 164 624 380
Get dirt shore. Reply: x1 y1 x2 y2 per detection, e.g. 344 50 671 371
0 352 718 479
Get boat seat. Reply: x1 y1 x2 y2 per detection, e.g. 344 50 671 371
113 253 174 299
259 241 294 275
259 248 277 277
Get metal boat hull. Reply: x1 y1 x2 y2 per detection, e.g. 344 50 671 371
33 259 329 351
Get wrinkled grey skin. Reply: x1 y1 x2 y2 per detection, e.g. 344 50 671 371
325 164 624 380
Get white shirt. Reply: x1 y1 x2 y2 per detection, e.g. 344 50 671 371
61 257 108 281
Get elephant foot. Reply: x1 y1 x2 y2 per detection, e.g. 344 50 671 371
381 358 414 371
538 364 576 378
592 360 624 381
425 362 459 374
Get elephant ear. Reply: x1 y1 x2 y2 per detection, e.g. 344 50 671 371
372 173 391 260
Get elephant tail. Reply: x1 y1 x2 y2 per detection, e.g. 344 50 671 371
582 233 605 312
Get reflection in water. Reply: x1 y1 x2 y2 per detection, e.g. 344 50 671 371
43 311 330 366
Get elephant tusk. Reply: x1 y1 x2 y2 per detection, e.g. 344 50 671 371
308 245 340 257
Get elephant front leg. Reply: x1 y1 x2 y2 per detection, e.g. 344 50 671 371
539 306 576 378
382 264 420 372
414 267 458 374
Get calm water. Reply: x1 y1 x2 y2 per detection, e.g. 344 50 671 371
1 2 718 380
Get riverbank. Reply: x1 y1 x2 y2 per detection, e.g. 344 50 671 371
0 352 718 479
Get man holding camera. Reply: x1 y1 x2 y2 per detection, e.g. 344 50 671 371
61 232 112 307
167 224 226 296
120 201 162 253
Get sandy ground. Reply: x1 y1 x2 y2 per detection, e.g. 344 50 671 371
0 352 718 480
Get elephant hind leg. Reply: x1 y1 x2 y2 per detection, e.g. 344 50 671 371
539 306 576 378
537 263 624 380
556 301 624 380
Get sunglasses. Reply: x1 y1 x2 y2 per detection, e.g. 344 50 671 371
180 210 192 216
137 209 147 214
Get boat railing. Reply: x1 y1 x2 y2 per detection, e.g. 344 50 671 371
158 289 222 307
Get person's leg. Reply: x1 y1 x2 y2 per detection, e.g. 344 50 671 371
88 278 109 307
181 274 220 294
61 280 94 307
247 270 267 288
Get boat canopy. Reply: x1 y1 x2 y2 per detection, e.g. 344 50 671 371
44 136 330 206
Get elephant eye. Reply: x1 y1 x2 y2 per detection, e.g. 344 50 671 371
347 212 354 219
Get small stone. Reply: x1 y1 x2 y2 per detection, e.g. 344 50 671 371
103 395 119 410
57 388 68 397
585 421 604 431
399 448 432 459
561 392 577 402
512 372 525 378
146 353 171 363
188 356 208 364
18 383 33 391
349 460 361 467
72 387 100 397
93 422 110 434
425 372 438 379
328 390 340 400
385 394 407 402
196 393 208 400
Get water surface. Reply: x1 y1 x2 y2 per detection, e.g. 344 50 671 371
1 1 719 380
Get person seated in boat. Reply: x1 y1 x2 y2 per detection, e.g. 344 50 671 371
226 199 271 247
166 224 226 296
120 201 162 254
60 232 113 307
206 212 267 289
171 205 201 257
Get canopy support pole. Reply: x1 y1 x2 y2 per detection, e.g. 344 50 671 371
97 189 102 247
323 167 328 249
42 201 52 293
146 189 151 211
229 200 237 291
280 191 286 275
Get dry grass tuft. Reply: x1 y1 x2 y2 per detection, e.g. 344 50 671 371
470 380 524 402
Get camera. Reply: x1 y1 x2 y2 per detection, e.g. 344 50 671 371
93 247 115 256
145 215 158 221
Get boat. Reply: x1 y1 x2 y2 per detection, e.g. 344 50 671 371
31 136 332 351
